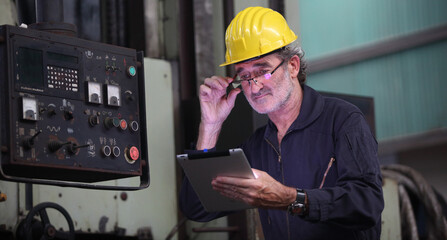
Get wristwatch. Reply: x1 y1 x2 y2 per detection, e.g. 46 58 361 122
288 188 307 216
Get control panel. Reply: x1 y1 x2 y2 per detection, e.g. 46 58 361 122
0 25 148 188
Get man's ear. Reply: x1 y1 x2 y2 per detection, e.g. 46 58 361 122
288 55 300 78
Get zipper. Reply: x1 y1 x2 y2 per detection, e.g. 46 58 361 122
265 137 291 240
281 146 291 240
319 157 336 189
265 138 280 162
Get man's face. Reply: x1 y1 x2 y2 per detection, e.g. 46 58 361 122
234 54 296 114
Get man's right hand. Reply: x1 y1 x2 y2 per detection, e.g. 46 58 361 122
196 76 241 150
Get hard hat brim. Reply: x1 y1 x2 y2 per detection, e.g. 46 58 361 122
219 37 297 67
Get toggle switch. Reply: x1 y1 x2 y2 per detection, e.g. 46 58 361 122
67 142 90 155
48 140 70 152
22 130 42 149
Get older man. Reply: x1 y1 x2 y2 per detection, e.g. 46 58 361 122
180 6 384 240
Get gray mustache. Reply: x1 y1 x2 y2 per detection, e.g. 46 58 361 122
251 89 270 98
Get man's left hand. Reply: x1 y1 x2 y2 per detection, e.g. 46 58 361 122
211 169 296 209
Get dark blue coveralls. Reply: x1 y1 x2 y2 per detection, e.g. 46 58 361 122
180 85 384 240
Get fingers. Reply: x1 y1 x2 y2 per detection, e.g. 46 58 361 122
212 180 248 201
198 84 214 100
212 183 238 197
212 170 290 209
198 75 241 135
213 176 251 188
199 76 237 102
213 169 263 187
203 76 231 91
212 178 258 206
227 87 241 104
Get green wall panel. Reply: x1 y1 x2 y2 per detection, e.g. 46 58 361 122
299 0 447 58
307 41 447 140
298 1 447 141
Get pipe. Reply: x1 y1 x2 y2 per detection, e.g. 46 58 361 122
35 0 63 23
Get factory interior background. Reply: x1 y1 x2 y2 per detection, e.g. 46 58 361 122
0 0 446 239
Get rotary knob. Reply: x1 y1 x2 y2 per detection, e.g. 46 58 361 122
89 115 100 126
64 108 74 120
104 117 120 129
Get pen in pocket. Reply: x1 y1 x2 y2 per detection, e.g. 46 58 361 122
319 157 336 189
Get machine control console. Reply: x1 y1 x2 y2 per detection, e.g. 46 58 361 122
0 25 148 187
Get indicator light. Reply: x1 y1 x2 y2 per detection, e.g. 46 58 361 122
127 66 136 77
120 119 127 130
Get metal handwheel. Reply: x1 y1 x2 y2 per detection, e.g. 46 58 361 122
17 202 75 240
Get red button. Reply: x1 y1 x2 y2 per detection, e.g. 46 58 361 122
120 119 128 130
129 146 139 160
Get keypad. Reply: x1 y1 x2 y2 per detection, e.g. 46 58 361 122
47 65 78 92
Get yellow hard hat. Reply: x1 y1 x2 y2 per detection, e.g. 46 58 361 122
220 6 298 66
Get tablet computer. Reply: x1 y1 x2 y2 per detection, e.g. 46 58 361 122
177 148 255 212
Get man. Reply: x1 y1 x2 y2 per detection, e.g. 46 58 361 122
180 6 384 239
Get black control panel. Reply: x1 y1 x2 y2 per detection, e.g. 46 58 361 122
0 25 148 187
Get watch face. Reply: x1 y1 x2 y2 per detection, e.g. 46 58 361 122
288 189 307 216
291 208 302 215
288 202 305 216
293 203 304 213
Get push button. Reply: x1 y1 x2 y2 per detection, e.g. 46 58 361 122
127 66 136 77
125 146 139 163
120 119 127 130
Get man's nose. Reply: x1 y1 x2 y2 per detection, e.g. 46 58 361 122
249 80 263 93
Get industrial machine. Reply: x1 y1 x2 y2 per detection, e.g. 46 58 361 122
0 1 150 237
0 23 149 190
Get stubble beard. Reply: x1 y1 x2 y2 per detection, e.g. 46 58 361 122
246 70 294 114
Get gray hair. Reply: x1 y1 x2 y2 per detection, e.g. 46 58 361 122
276 42 307 85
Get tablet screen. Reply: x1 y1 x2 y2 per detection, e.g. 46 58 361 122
177 148 255 212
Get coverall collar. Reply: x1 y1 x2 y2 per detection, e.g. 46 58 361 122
264 85 325 141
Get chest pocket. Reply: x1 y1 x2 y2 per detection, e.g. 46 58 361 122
278 130 338 189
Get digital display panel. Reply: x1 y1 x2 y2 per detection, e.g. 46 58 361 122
17 47 44 88
47 51 78 64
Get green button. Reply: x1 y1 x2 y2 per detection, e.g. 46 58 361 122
128 66 136 77
112 117 120 127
